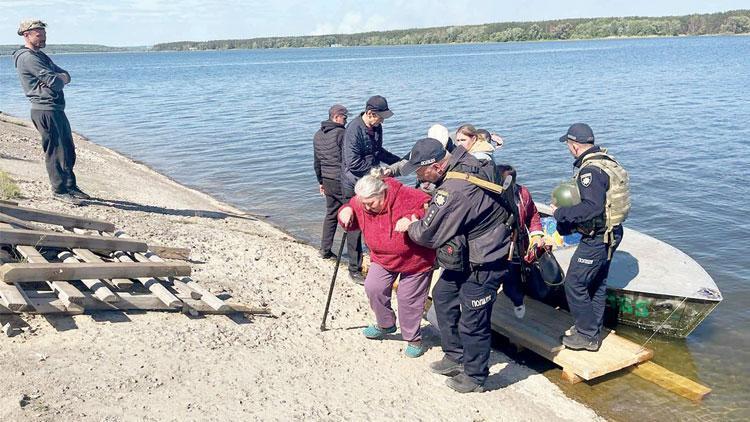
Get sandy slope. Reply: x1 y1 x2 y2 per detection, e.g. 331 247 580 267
0 113 601 421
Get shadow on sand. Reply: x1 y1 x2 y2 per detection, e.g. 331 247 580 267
80 197 259 221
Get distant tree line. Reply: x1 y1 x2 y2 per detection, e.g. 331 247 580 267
0 44 144 56
152 9 750 51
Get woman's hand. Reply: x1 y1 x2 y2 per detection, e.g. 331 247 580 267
531 235 545 249
339 207 354 228
394 214 418 232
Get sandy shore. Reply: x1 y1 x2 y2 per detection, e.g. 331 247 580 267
0 113 601 421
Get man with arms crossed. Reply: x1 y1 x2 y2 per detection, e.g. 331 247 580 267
13 20 89 203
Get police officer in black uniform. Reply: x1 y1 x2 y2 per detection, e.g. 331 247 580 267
552 123 626 351
397 137 513 393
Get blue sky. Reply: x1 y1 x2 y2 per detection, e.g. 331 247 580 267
0 0 747 46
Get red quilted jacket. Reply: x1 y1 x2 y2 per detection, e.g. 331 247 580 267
338 177 435 273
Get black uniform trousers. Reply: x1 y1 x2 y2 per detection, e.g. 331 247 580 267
433 262 508 384
341 185 362 273
563 225 623 340
320 177 345 253
30 109 77 194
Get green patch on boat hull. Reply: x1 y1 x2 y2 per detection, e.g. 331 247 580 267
605 289 720 338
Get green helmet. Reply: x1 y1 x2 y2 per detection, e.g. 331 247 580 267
551 180 581 208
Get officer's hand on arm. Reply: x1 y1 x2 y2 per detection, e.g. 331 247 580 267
407 189 465 248
319 184 326 195
58 72 70 84
394 214 418 232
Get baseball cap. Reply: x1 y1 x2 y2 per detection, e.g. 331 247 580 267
400 137 447 176
18 19 46 36
328 104 349 118
559 123 595 144
365 95 393 119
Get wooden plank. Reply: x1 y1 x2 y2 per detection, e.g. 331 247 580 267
0 200 19 206
0 211 40 230
114 231 229 312
71 248 133 290
561 369 584 384
57 251 118 302
629 361 711 401
148 245 191 261
15 245 85 313
0 261 191 284
0 282 31 312
111 251 183 308
0 228 147 252
140 251 229 312
491 295 652 381
0 203 115 232
13 290 270 315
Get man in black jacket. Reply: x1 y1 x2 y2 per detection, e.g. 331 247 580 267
398 138 513 393
313 104 349 259
341 95 401 284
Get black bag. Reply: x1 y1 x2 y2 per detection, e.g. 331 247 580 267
532 247 565 287
437 236 468 272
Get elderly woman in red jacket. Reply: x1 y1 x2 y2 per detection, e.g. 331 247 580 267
338 169 435 358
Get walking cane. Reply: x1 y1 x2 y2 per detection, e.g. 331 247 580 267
320 232 348 331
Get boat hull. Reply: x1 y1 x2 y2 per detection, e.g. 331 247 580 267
535 204 722 338
604 289 719 338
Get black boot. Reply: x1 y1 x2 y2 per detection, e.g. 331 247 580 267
446 373 484 393
562 332 600 351
429 356 463 376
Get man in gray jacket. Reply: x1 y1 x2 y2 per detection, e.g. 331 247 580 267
13 20 89 202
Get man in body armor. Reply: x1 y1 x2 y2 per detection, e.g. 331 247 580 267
551 123 630 351
396 137 513 393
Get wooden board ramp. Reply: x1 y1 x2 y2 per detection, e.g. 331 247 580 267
491 295 711 401
491 295 653 382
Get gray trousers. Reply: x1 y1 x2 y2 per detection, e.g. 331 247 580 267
30 109 77 194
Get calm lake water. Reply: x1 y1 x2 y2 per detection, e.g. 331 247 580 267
1 36 748 420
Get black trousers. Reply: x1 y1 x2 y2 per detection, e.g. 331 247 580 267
320 178 345 253
30 109 77 194
342 185 362 273
433 263 508 384
563 226 624 340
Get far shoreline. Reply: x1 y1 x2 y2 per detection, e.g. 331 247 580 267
1 32 747 57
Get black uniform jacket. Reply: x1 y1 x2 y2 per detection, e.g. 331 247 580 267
407 147 512 266
554 146 610 236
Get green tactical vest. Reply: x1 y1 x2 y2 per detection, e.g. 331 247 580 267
577 148 631 238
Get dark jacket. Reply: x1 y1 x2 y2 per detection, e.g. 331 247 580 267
554 146 610 236
407 147 513 267
341 114 400 193
12 47 69 111
313 119 346 183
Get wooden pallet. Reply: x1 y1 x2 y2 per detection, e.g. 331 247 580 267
491 295 653 382
491 295 711 401
0 205 270 335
